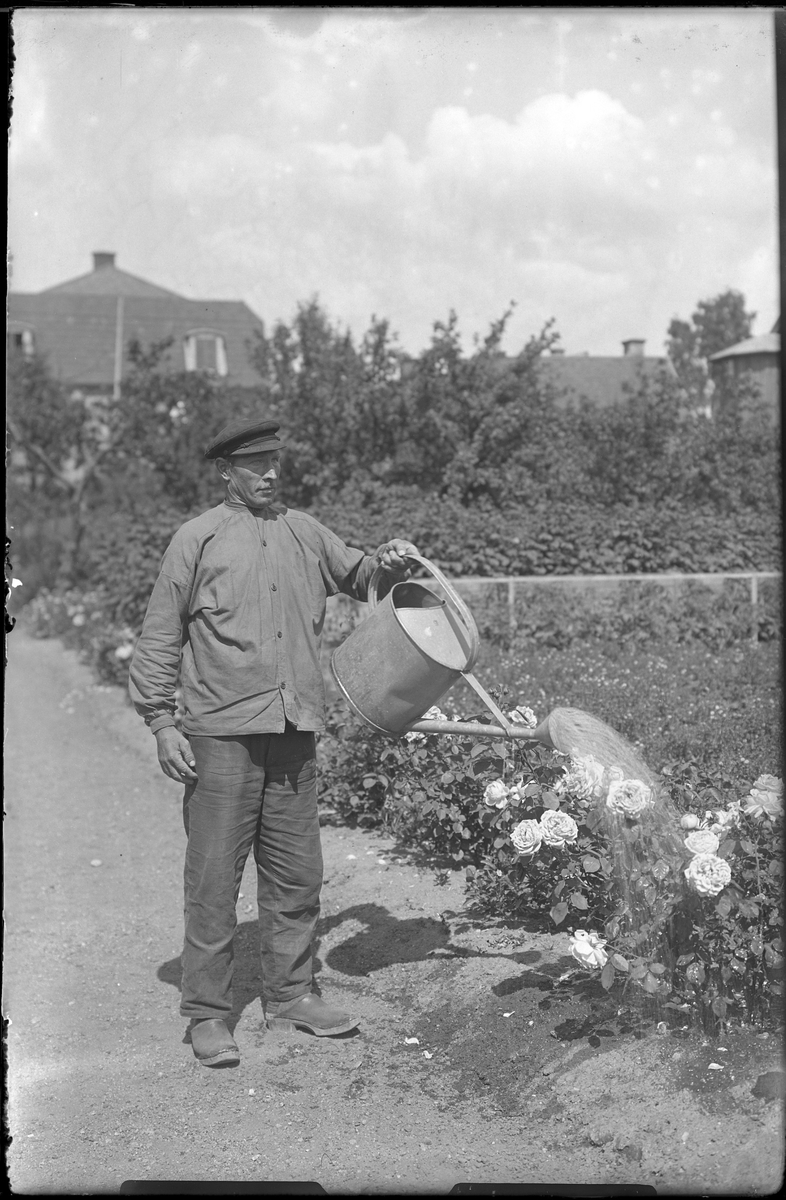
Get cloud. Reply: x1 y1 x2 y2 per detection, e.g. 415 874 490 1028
8 9 777 355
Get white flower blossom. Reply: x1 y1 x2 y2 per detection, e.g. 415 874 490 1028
680 813 700 830
606 778 653 819
114 644 134 661
539 809 579 848
684 853 732 897
570 929 608 970
556 754 607 801
405 705 448 742
508 705 537 728
483 780 510 810
511 819 542 858
684 829 720 857
744 777 783 821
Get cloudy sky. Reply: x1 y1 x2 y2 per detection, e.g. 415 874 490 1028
8 7 778 357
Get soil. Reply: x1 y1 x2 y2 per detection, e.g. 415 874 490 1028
5 628 785 1195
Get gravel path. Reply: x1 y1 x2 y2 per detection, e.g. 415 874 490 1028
5 628 784 1194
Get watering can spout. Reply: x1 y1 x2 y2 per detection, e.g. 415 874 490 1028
405 715 557 746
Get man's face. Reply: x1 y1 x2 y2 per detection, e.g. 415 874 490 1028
217 450 281 508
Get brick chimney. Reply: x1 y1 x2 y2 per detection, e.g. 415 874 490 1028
622 339 645 357
93 251 116 271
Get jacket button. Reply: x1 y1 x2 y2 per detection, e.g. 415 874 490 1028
271 583 277 591
262 540 267 547
280 682 286 690
277 631 283 638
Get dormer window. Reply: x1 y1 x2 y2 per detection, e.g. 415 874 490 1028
9 327 35 357
183 330 228 377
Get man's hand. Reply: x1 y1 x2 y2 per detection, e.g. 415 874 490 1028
155 727 198 783
377 539 419 575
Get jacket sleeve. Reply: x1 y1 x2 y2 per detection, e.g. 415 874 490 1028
128 572 190 734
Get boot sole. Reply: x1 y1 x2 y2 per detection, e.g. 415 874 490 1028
194 1047 241 1067
266 1016 360 1037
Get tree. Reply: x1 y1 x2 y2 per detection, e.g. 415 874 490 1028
667 289 756 411
6 350 125 585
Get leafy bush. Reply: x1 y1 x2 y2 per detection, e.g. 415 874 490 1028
312 486 780 576
316 694 783 1033
79 506 196 628
466 577 781 653
25 587 138 687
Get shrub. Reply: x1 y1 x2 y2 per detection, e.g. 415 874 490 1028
312 486 780 577
317 695 783 1033
466 577 781 654
25 587 138 687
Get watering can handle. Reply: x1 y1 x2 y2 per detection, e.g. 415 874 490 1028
367 552 480 664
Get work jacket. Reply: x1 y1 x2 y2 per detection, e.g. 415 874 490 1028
129 501 380 737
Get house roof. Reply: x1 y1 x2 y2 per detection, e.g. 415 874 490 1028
537 354 673 409
708 332 780 362
41 262 183 299
8 257 266 388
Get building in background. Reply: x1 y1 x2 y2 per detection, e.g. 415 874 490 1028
7 252 266 396
708 318 780 416
538 337 674 409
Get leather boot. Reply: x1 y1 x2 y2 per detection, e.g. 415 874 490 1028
264 992 359 1036
189 1018 240 1067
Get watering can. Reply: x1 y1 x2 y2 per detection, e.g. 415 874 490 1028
331 553 555 744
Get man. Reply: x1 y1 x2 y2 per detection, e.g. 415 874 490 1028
129 416 418 1067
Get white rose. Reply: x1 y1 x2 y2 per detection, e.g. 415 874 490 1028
606 778 653 818
508 705 537 728
558 755 607 801
507 779 528 804
483 779 510 810
680 814 700 830
511 819 542 858
684 829 720 857
570 929 608 970
752 774 782 795
744 786 783 822
539 809 579 848
684 853 733 897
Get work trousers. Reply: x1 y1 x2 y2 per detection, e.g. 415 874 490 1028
180 727 322 1021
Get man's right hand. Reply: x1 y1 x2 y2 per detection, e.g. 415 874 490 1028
155 727 198 783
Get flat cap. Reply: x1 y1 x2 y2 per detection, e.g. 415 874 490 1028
204 417 283 460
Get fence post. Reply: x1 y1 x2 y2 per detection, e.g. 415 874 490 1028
750 574 759 646
508 577 516 636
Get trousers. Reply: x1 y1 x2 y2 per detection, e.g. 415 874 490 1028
180 727 322 1020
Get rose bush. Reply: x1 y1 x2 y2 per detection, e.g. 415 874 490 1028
316 686 782 1034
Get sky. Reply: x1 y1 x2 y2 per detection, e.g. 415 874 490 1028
8 7 779 358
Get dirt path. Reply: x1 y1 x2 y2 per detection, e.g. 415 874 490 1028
4 629 784 1195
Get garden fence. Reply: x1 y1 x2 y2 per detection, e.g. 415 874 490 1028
447 571 781 645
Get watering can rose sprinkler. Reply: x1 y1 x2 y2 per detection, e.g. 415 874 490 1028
330 552 558 746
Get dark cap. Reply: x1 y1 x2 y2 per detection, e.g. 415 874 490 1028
204 417 283 460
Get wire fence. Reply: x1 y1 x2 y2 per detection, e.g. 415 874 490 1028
447 570 781 645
